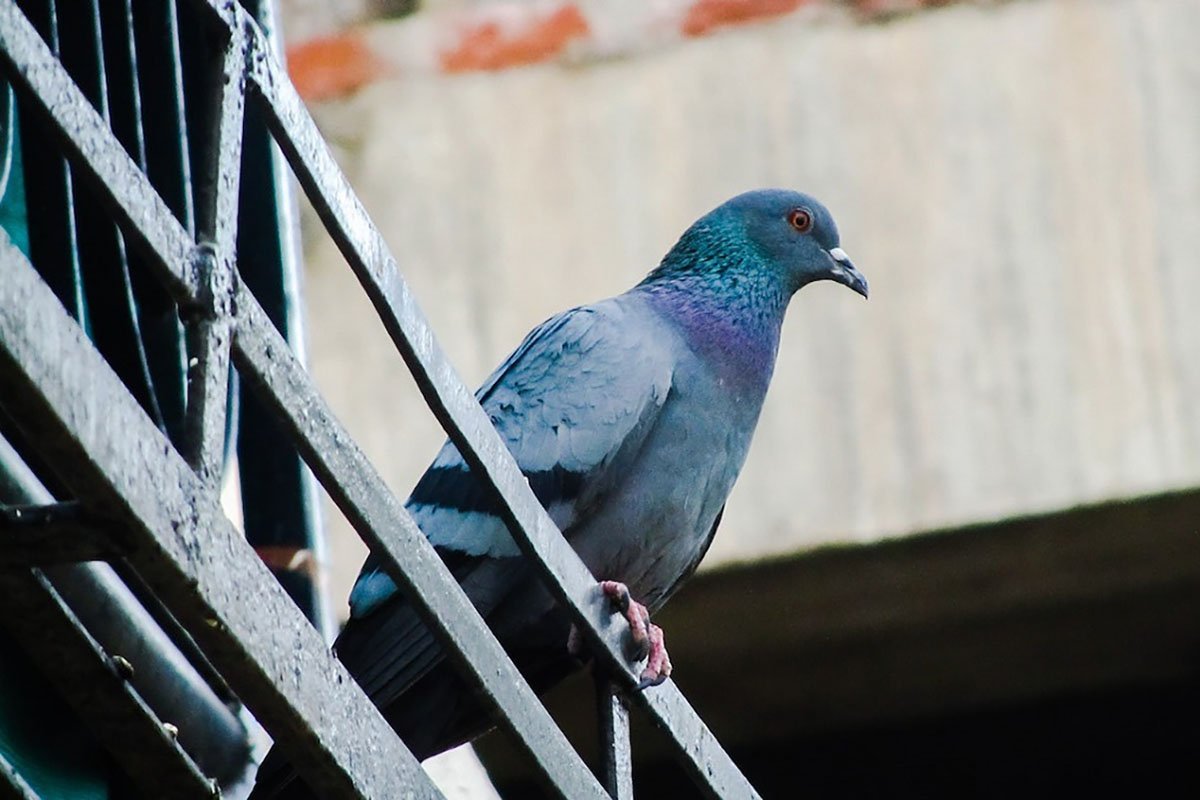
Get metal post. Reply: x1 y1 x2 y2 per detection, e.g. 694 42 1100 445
596 675 635 800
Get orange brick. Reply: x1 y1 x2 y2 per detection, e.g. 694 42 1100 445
440 4 590 73
287 32 392 102
681 0 808 37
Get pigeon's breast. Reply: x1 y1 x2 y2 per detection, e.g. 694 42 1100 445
570 347 768 609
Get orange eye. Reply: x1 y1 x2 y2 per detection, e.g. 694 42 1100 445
788 208 813 233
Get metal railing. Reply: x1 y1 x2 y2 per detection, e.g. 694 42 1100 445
0 0 762 796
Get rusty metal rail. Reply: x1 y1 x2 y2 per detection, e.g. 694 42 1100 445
0 0 762 796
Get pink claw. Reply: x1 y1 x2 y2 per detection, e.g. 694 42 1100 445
638 621 672 689
565 581 674 688
599 580 672 688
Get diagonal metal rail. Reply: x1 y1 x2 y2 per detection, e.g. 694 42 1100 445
0 0 763 796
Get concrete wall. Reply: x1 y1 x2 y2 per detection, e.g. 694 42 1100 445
295 0 1200 613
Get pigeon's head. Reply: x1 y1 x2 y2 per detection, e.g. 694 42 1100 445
723 189 868 298
656 189 868 299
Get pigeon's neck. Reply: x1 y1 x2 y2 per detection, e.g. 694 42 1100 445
638 269 787 391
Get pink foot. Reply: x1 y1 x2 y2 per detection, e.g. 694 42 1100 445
566 582 674 688
639 621 672 689
600 580 672 689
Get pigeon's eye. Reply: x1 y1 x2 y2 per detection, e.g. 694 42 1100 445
788 208 813 234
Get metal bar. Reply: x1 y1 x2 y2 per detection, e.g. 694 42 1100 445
105 0 191 446
0 1 197 300
0 0 202 448
127 0 195 448
182 7 242 485
234 15 762 799
182 243 234 487
193 16 242 253
0 567 218 799
98 0 148 169
0 428 45 502
12 0 87 330
233 288 610 799
46 562 252 785
0 12 250 778
226 3 332 635
132 0 195 232
58 0 169 433
0 501 127 566
0 433 250 787
595 676 634 800
0 750 38 800
0 429 225 796
633 683 758 800
0 228 441 799
54 0 165 431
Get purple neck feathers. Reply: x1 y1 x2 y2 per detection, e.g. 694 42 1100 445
641 278 786 391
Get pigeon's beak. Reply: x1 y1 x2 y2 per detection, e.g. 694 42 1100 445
827 247 869 299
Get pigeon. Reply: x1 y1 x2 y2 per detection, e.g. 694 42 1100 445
250 188 867 798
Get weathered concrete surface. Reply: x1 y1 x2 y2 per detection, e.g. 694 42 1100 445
298 0 1200 613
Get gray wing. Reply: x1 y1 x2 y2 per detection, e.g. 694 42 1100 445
337 296 675 708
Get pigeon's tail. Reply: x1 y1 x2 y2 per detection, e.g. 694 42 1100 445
247 631 581 797
245 668 495 800
247 565 583 797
